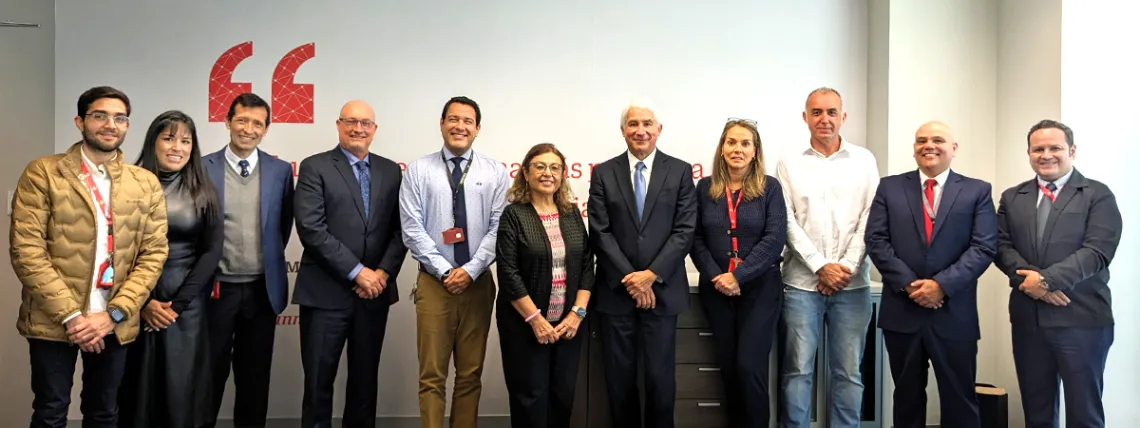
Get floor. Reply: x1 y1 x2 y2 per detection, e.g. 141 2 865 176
69 417 512 427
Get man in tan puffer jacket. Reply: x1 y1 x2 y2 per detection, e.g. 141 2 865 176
9 86 168 427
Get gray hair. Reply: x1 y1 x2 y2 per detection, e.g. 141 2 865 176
806 87 843 107
620 97 662 127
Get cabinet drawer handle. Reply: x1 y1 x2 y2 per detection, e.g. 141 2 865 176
698 332 713 337
697 402 722 407
697 367 720 372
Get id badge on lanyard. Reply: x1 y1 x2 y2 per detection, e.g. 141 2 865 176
726 186 744 272
81 163 114 289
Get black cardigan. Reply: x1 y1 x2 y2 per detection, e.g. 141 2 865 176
495 202 595 316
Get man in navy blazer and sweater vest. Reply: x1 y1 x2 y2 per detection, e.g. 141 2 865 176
202 94 295 428
865 121 997 428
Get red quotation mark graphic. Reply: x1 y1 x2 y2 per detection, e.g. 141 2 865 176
208 42 316 123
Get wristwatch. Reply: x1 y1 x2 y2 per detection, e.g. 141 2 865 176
654 275 664 284
441 269 452 282
1038 273 1050 291
571 306 587 318
108 306 125 324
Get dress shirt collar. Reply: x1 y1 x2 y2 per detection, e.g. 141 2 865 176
627 148 657 172
920 167 951 188
1037 167 1074 190
801 136 851 159
79 146 116 176
224 143 259 171
340 146 369 167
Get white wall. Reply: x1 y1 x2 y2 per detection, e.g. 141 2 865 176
0 0 55 426
49 0 868 419
994 1 1063 426
1061 0 1140 425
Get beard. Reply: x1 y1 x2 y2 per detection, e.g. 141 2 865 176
82 127 124 153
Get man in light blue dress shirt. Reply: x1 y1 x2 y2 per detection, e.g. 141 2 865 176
399 96 509 428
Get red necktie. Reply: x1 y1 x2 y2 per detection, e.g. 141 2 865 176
924 179 936 245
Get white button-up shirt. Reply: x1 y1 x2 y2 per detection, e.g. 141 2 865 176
775 139 880 291
627 148 657 187
920 167 952 213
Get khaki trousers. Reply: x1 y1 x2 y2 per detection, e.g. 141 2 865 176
415 270 496 428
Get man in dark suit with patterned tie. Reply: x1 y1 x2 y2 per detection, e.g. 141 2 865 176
292 100 407 428
994 119 1121 428
587 98 697 428
865 121 997 428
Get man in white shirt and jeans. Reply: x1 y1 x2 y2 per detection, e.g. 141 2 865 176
775 87 879 428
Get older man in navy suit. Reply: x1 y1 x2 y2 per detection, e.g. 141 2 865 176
865 121 997 428
201 93 296 428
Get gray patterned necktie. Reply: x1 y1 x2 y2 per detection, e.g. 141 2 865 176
1036 181 1057 243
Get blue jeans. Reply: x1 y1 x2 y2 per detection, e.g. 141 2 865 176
779 286 872 428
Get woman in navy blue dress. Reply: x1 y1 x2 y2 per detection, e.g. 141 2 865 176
690 118 787 428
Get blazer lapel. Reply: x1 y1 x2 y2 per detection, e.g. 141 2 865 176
614 155 640 227
207 152 225 208
1039 170 1087 250
640 153 668 227
332 149 367 221
1012 181 1041 262
368 154 385 230
903 172 927 248
930 171 963 243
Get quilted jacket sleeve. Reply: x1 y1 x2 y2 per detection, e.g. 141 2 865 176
9 159 82 324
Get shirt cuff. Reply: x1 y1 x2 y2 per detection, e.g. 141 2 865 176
806 254 830 275
62 311 81 325
348 263 365 281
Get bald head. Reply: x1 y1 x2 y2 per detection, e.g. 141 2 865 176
913 121 958 176
337 100 377 159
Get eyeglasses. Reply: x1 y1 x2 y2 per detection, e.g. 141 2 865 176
339 118 377 129
529 162 564 174
86 112 130 126
726 117 757 126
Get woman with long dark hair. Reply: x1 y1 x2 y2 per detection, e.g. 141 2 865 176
119 110 223 428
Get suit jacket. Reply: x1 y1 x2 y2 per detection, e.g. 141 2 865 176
204 147 295 314
865 170 997 341
496 203 595 316
994 168 1121 327
291 147 408 310
587 150 697 316
690 176 787 295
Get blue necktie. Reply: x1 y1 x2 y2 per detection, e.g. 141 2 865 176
634 161 646 220
451 157 470 266
355 162 370 218
238 159 250 177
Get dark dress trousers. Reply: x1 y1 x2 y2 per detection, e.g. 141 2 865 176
292 147 408 428
496 203 595 428
689 176 787 428
865 170 997 428
118 170 224 428
994 168 1121 428
587 150 697 428
202 148 295 428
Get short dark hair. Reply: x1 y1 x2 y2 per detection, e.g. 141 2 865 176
1027 119 1074 148
440 96 482 126
77 86 131 117
226 93 272 126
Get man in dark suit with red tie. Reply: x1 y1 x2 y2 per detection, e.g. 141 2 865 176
865 121 997 428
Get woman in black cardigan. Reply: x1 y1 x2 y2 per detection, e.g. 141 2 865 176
690 118 787 428
496 143 595 428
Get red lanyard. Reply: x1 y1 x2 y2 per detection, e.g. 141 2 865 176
81 162 114 289
726 185 744 272
1039 183 1057 202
